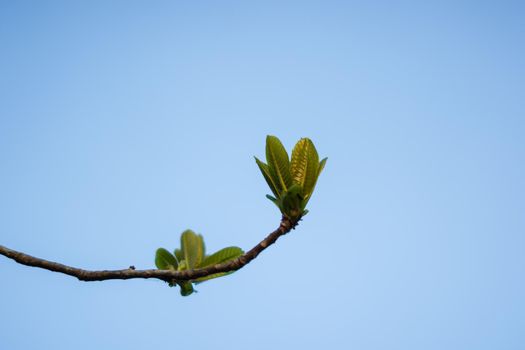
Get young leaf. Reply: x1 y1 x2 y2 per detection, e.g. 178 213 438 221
178 259 188 271
255 157 280 197
302 139 320 199
181 230 205 269
318 157 328 176
196 234 205 266
174 248 183 264
155 248 178 270
266 194 278 202
303 156 327 206
265 135 292 193
179 281 194 296
200 246 244 267
290 138 310 188
265 195 281 210
281 184 304 218
193 271 234 283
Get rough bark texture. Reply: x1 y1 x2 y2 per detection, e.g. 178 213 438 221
0 216 298 283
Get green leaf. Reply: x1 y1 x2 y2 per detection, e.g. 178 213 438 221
255 157 280 198
266 194 277 202
265 194 279 206
194 246 244 283
302 139 320 200
194 271 234 283
318 157 327 176
155 248 178 270
200 246 244 267
265 135 292 193
303 156 327 206
281 184 304 219
177 259 188 271
196 234 205 266
179 281 194 296
174 248 183 264
266 194 281 210
180 230 205 269
290 138 310 189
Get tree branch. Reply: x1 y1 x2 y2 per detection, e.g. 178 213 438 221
0 216 298 283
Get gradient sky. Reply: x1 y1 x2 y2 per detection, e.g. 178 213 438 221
1 1 524 349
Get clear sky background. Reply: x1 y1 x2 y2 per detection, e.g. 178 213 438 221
1 1 524 349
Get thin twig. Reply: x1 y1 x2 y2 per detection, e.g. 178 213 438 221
0 216 297 283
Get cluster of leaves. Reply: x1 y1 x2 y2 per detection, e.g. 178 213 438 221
154 136 326 296
155 230 244 296
255 136 327 220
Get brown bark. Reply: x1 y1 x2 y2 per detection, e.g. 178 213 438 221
0 216 298 283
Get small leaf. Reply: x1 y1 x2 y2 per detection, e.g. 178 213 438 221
181 230 205 269
281 184 304 219
178 259 188 271
200 246 244 267
302 139 320 199
174 248 183 264
155 248 178 270
194 246 244 283
194 271 234 283
179 281 194 296
255 157 280 198
196 234 205 267
265 194 281 210
290 138 310 189
303 156 327 206
318 157 327 176
266 194 278 202
265 135 292 193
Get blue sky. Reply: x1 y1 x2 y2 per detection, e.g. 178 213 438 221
1 1 524 349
